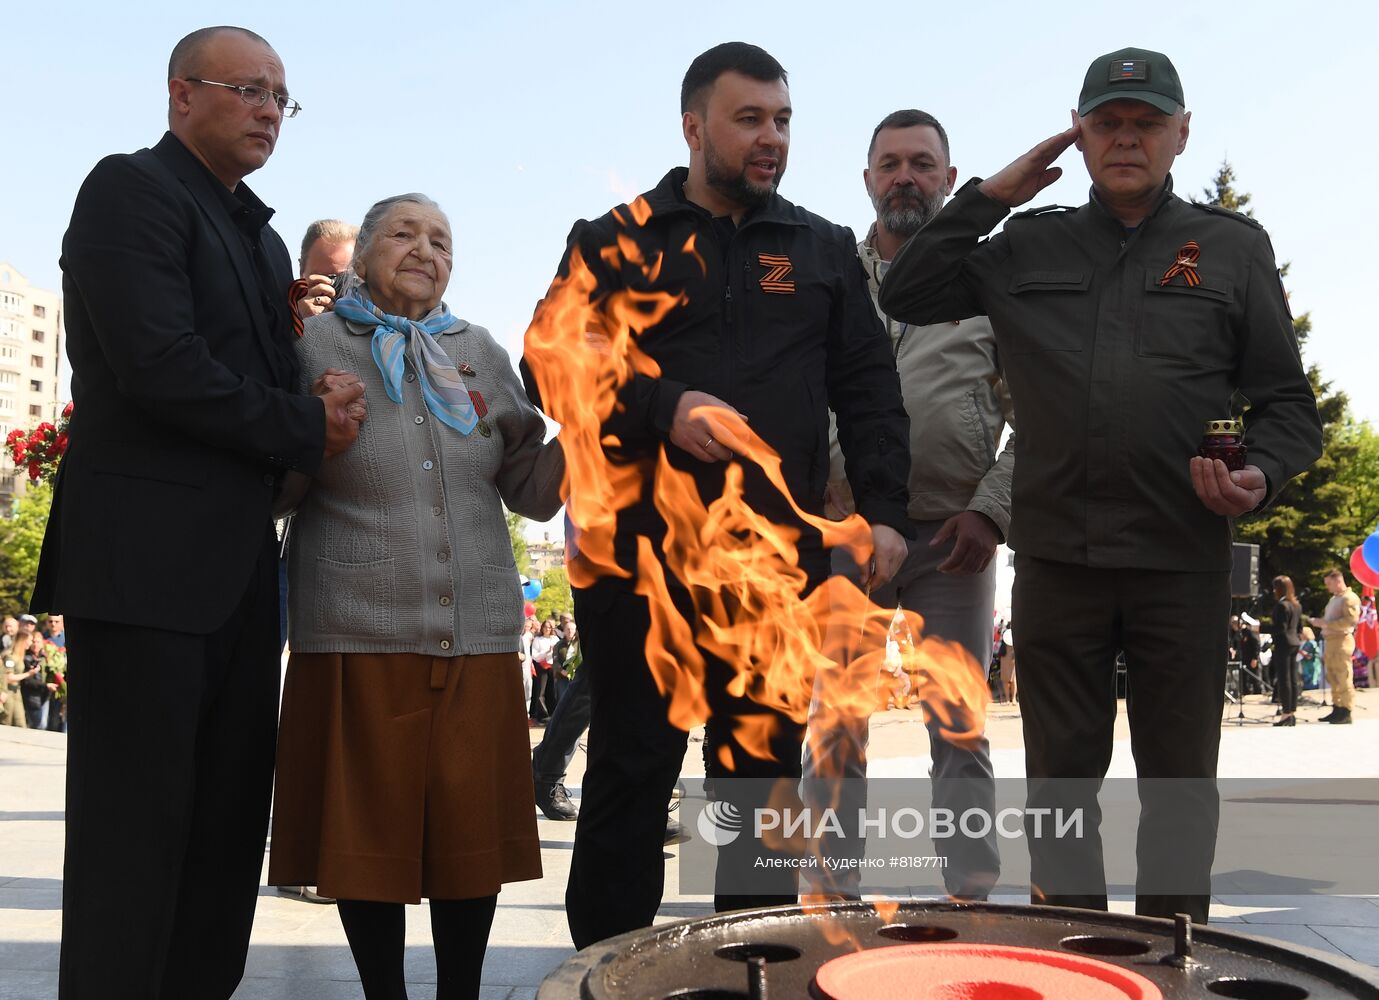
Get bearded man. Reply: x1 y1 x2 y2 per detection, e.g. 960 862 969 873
524 42 911 947
803 109 1011 901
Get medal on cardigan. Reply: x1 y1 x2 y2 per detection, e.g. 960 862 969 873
469 388 491 437
1158 241 1202 287
457 363 491 437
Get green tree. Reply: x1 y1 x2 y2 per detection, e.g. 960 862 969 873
506 510 531 575
534 565 572 620
1197 160 1309 345
1235 367 1357 598
0 481 54 612
1199 161 1253 217
1335 419 1379 543
1201 162 1353 598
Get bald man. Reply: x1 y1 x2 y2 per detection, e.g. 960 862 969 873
34 26 363 999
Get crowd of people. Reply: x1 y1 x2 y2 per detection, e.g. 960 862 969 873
10 21 1341 1000
520 615 580 725
0 613 66 731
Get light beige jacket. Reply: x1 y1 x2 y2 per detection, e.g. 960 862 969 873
827 229 1015 536
1319 587 1361 639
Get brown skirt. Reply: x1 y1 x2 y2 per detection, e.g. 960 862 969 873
268 650 541 903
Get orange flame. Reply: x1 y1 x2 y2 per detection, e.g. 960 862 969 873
523 195 989 778
873 900 902 924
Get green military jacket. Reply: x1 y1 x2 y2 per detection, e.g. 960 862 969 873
880 177 1321 572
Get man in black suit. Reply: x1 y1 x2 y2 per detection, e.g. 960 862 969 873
31 26 365 1000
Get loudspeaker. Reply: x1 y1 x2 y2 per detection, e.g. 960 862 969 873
1231 543 1259 597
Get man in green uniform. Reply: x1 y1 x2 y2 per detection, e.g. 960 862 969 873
879 46 1322 923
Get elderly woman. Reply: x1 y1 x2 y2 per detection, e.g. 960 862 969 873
269 193 562 1000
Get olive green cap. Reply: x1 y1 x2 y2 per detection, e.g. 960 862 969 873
1078 47 1184 116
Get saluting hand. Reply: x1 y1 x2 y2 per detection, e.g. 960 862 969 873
978 121 1081 208
1190 458 1266 518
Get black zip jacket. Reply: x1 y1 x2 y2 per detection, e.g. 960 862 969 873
526 167 911 580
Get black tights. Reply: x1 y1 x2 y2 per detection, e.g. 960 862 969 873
336 896 498 1000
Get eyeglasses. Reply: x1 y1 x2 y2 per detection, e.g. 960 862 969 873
186 78 302 118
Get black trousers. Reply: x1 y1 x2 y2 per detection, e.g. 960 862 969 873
529 666 554 721
60 536 281 1000
1012 555 1229 924
532 667 591 786
1274 642 1299 714
565 583 806 949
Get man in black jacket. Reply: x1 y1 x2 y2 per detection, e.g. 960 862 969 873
32 26 364 1000
525 42 911 948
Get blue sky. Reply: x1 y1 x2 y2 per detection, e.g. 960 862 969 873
3 1 1374 451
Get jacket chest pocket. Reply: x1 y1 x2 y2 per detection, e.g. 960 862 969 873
1137 270 1236 370
1004 271 1090 354
740 255 831 362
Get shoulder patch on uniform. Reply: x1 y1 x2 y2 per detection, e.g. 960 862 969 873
1186 201 1264 229
1276 270 1293 319
1009 204 1077 221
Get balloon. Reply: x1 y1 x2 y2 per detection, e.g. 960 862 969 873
522 579 543 601
1364 533 1379 574
1351 546 1379 589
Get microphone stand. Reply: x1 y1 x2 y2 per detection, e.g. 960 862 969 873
1222 658 1272 726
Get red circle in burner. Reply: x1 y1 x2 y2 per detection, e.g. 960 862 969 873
812 943 1164 1000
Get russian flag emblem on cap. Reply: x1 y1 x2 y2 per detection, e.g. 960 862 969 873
1113 59 1148 81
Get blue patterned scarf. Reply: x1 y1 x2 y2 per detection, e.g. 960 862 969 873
334 288 478 435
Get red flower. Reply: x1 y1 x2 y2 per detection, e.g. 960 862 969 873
61 401 74 418
8 414 71 484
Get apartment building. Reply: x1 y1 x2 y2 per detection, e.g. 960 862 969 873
526 534 565 577
0 262 65 506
